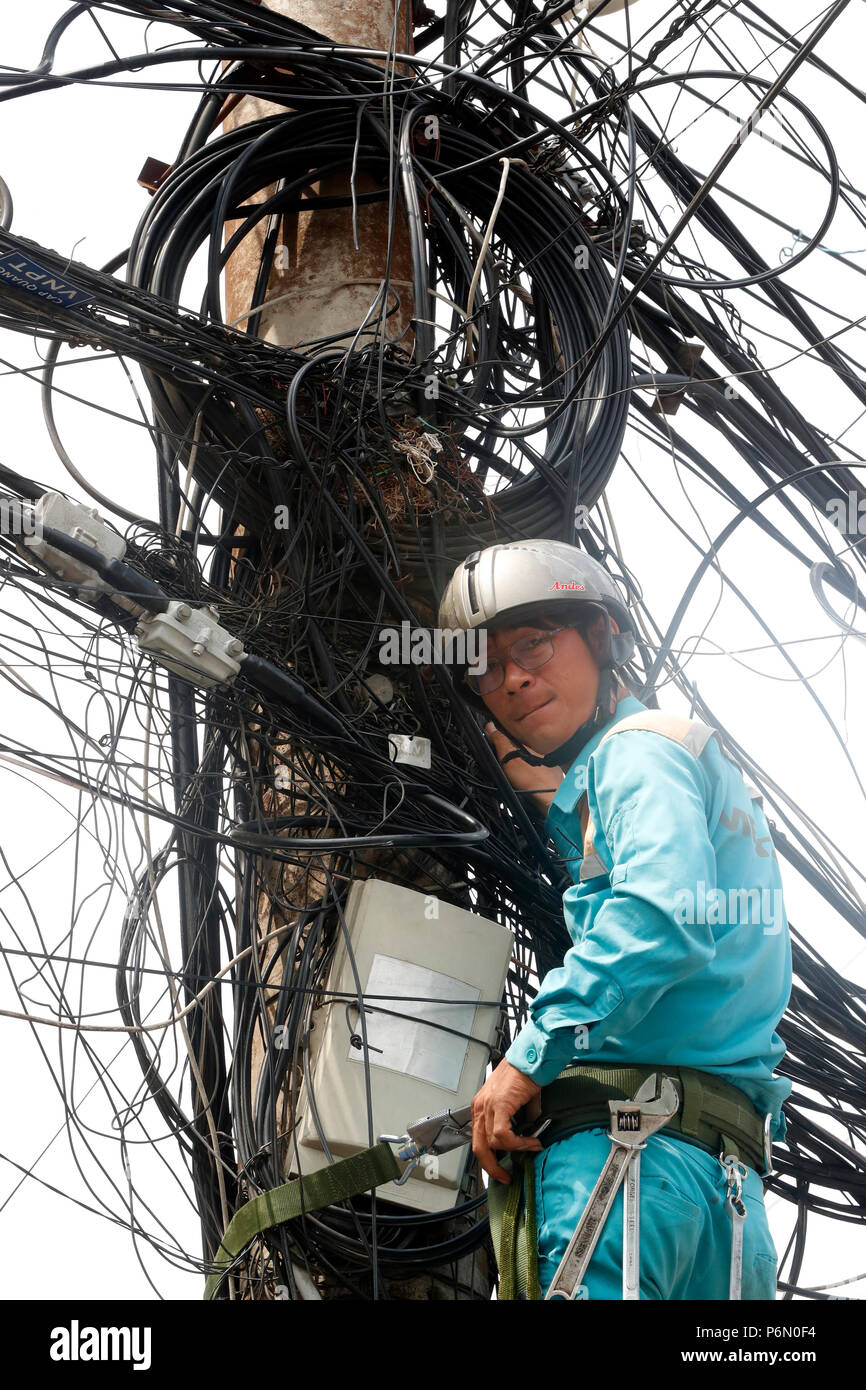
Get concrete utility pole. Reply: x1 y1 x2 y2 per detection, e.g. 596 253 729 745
223 0 415 349
222 2 492 1301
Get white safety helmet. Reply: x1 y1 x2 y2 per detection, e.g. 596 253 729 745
438 538 635 668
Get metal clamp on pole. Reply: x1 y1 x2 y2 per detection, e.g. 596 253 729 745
380 1103 474 1185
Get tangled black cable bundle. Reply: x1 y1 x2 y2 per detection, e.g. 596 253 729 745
1 0 866 1301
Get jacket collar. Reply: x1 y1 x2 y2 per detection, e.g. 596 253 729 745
547 694 649 819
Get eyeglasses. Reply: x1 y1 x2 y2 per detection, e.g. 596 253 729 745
467 626 570 696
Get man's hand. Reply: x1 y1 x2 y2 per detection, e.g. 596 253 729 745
471 1059 544 1184
484 723 564 814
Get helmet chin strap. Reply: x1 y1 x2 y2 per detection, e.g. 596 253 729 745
493 666 620 771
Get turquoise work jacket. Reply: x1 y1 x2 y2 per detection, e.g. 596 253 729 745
505 696 793 1141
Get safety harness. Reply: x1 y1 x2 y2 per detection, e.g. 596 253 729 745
489 1063 771 1301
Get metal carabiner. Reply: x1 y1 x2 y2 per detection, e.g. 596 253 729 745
377 1132 421 1185
760 1113 777 1179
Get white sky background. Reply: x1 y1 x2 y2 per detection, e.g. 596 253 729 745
0 0 865 1300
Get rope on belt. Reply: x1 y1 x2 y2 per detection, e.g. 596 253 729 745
488 1152 541 1302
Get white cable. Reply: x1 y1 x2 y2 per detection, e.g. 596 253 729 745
465 158 513 365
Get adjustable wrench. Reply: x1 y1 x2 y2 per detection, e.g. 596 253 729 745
544 1072 679 1300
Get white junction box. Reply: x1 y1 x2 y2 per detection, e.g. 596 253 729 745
136 601 245 688
293 878 514 1213
23 492 126 600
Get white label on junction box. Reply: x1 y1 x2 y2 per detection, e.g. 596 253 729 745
347 953 479 1092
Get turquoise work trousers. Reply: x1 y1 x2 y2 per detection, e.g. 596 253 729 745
534 1127 779 1300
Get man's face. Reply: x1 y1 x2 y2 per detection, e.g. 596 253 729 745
480 617 607 755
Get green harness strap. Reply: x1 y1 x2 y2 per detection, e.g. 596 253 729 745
204 1142 401 1299
539 1064 765 1173
488 1154 541 1301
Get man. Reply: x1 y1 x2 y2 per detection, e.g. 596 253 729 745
438 539 792 1300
